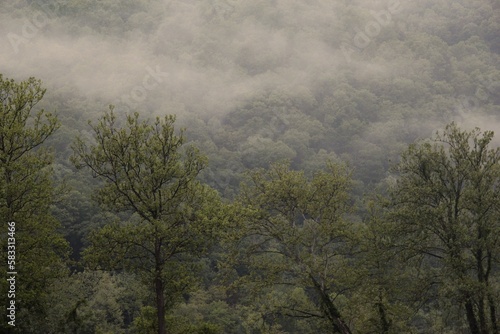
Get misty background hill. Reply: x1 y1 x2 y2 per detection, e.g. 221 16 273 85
1 0 500 333
0 0 498 194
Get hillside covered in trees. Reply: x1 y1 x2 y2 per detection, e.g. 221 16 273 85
0 0 499 333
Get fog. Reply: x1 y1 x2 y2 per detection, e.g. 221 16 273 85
0 0 498 137
0 0 355 116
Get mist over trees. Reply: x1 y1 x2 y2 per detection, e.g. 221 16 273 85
0 0 499 333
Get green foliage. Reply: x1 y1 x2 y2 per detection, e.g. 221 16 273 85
387 122 500 333
1 0 499 331
72 108 227 334
43 271 145 334
0 74 69 332
347 201 420 334
232 161 356 333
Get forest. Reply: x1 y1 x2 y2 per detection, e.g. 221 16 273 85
0 0 499 333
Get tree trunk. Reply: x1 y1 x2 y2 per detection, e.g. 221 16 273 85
155 274 166 334
377 301 391 333
486 251 498 334
477 248 489 334
309 274 352 334
489 294 498 334
466 299 481 334
478 297 488 334
155 237 166 334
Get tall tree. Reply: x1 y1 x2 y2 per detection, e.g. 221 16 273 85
72 109 224 334
232 161 355 334
0 74 69 332
388 123 500 334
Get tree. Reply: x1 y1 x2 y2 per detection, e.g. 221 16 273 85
232 161 355 334
0 74 69 332
388 122 500 334
44 270 145 334
72 109 225 334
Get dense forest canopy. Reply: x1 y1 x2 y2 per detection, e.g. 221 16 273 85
0 0 499 333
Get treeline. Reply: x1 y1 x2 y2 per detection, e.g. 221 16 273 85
1 0 499 333
2 0 498 205
1 75 500 334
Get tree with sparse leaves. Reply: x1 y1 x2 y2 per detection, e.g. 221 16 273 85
387 123 500 334
72 109 225 334
231 161 355 334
